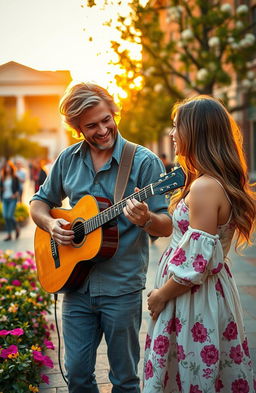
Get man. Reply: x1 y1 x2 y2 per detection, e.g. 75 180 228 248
30 83 172 393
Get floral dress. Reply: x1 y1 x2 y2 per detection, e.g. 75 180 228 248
143 199 256 393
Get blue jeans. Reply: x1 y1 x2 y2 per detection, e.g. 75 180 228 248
2 198 17 234
62 290 142 393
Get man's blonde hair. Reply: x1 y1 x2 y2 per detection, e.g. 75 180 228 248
59 82 119 138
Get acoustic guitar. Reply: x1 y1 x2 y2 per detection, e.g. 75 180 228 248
34 167 185 293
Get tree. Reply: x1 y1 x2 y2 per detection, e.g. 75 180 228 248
86 0 256 142
0 99 45 160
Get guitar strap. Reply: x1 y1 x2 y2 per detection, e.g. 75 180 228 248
114 141 138 203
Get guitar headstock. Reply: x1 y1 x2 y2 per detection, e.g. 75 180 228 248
153 167 186 195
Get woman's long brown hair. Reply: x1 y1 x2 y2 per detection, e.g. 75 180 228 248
170 95 256 249
1 160 16 180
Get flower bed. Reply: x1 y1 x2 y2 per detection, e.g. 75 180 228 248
0 249 54 392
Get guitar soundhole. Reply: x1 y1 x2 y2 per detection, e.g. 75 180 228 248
72 220 85 245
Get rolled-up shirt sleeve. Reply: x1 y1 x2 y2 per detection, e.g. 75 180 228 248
30 154 67 208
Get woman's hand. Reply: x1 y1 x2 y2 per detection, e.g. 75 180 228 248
147 288 167 320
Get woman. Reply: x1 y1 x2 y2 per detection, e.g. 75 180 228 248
143 96 256 392
0 161 20 241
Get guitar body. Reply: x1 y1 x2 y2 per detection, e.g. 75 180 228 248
34 195 118 294
34 167 186 294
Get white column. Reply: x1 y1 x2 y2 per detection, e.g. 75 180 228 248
16 95 25 118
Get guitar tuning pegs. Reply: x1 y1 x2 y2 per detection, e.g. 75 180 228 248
160 172 166 178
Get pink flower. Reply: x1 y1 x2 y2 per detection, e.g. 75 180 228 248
178 219 189 234
44 339 55 350
211 263 223 274
145 334 152 350
10 328 24 336
176 372 182 392
0 278 8 283
242 338 250 357
41 374 49 384
144 360 153 380
165 317 182 335
153 335 169 356
7 262 16 267
190 232 201 240
180 200 188 213
157 357 166 368
33 350 44 362
33 351 54 368
192 254 207 273
14 251 24 258
176 344 185 362
202 368 212 379
215 377 224 392
231 378 249 393
171 248 186 266
191 322 208 343
42 354 54 368
175 318 182 335
215 279 224 297
26 250 35 257
165 318 175 334
229 345 243 364
223 321 238 341
0 330 10 336
11 279 21 286
189 385 202 393
0 344 18 358
200 345 219 366
164 371 169 388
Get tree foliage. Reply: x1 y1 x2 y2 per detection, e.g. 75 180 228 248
0 99 45 160
86 0 256 142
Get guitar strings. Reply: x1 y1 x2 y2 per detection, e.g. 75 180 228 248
71 185 154 237
71 171 183 238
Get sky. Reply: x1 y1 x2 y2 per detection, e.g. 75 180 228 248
0 0 138 94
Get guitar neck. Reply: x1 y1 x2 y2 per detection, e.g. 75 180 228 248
84 184 154 234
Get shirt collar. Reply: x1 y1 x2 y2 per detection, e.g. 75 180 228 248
71 132 126 164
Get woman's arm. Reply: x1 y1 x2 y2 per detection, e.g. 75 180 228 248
147 177 221 320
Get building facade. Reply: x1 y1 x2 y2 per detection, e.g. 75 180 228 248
0 61 72 160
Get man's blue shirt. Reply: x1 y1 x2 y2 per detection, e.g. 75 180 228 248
31 133 170 296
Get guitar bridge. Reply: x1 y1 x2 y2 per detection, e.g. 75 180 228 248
50 238 60 268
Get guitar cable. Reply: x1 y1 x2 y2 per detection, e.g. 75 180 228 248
53 293 68 385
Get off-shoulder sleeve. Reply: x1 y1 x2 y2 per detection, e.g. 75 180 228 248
168 226 224 286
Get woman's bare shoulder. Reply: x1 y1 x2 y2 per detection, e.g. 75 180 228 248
190 176 222 198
